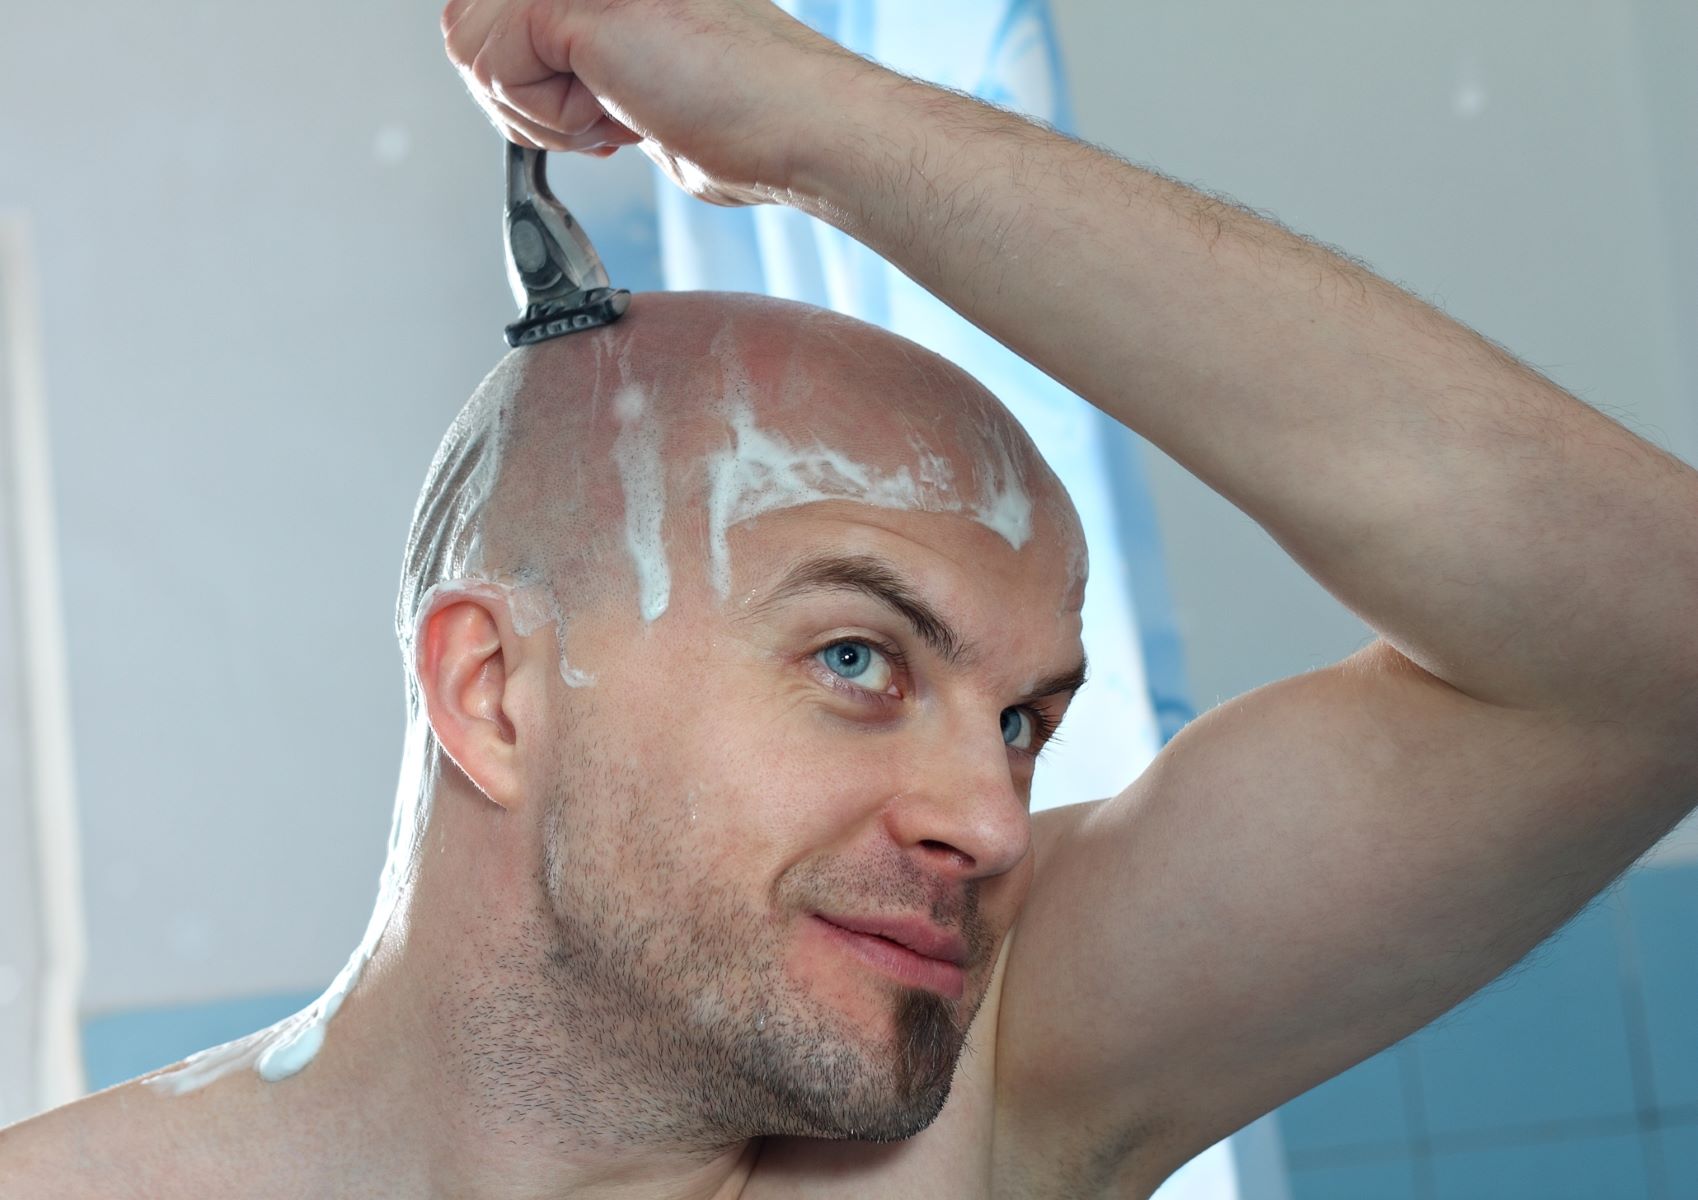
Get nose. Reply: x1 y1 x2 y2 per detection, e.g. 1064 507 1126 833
882 713 1032 882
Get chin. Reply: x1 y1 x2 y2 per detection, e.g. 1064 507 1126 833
736 985 969 1144
764 1071 958 1145
825 1085 956 1144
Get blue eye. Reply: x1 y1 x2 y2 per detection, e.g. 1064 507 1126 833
816 640 895 692
822 642 872 678
1001 707 1035 750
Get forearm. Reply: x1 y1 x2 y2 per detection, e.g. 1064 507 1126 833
790 68 1698 731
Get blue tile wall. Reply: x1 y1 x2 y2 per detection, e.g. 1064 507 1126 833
1272 861 1698 1200
1659 1119 1698 1198
1287 1155 1420 1200
1426 1131 1651 1199
1409 895 1638 1136
1624 864 1698 1111
1279 1044 1411 1157
81 989 320 1093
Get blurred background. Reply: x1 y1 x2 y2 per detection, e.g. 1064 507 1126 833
1 1 1694 1197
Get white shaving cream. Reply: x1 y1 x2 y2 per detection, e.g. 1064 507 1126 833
506 577 597 687
147 708 432 1094
967 435 1035 550
703 398 1034 597
612 385 671 621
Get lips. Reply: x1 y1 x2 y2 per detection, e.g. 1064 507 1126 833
816 912 968 966
811 912 970 999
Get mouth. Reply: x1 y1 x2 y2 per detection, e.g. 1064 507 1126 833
810 913 968 1000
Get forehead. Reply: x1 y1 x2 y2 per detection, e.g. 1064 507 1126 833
723 499 1087 663
482 293 1089 623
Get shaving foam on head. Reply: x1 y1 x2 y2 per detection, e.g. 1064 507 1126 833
705 398 947 596
413 578 596 688
968 432 1035 551
504 578 598 687
612 384 671 621
702 396 1037 597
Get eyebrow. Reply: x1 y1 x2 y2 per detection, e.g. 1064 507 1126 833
762 552 968 664
756 552 1090 703
1021 658 1091 706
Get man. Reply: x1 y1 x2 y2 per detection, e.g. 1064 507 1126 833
4 1 1695 1197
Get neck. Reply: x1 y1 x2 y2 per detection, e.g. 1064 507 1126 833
217 893 762 1200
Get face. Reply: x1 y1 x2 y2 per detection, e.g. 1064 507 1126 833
524 489 1086 1144
413 292 1088 1145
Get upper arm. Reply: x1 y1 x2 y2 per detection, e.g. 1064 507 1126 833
992 640 1698 1188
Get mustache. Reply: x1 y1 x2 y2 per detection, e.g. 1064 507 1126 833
780 846 993 968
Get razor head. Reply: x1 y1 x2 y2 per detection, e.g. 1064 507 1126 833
503 142 631 346
504 288 632 347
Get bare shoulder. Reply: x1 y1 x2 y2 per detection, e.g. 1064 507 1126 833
0 1088 147 1198
988 797 1175 1199
1030 799 1102 858
989 641 1697 1195
0 1074 264 1199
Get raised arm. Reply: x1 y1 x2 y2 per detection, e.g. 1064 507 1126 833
444 1 1698 1187
447 0 1697 728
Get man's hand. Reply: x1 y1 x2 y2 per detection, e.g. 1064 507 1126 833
440 0 863 205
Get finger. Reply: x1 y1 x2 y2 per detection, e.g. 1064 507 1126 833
453 87 542 149
486 96 577 151
466 6 565 103
439 0 476 40
504 72 613 139
582 115 643 148
487 96 630 155
441 0 498 68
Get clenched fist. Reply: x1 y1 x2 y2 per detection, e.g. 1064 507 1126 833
441 0 870 206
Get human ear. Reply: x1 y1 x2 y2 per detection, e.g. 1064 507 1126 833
416 597 523 809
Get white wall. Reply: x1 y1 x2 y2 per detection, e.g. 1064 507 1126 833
0 217 86 1121
0 230 46 1124
0 0 516 1015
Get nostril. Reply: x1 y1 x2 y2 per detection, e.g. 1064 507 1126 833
919 839 975 870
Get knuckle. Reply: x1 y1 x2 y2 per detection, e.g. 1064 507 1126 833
440 0 479 57
467 44 500 92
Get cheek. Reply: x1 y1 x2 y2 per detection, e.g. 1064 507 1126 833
673 705 919 896
562 628 912 875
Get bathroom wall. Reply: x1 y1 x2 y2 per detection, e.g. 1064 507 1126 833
0 233 45 1124
0 1 515 1026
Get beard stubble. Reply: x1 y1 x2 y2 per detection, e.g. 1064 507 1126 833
521 741 991 1148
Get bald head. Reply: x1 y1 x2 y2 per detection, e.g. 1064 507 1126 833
398 291 1080 669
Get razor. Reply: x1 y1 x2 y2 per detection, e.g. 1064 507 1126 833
502 142 631 347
